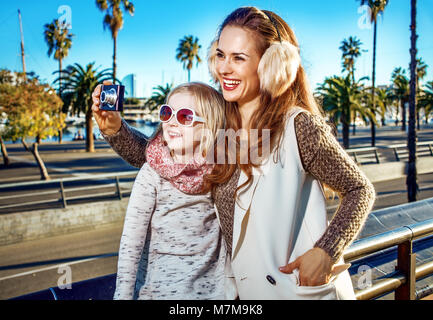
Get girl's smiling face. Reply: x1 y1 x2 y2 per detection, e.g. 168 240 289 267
215 26 262 106
162 92 203 163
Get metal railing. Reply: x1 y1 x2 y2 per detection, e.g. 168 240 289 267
344 217 433 300
9 217 433 300
382 141 433 162
346 147 381 164
346 140 433 164
0 171 139 211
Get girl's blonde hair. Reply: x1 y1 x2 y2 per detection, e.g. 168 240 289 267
156 82 226 157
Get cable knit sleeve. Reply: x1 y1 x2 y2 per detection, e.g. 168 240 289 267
294 112 376 262
101 118 149 168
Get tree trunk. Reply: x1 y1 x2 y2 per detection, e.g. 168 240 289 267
188 69 191 83
401 99 407 131
370 21 377 147
59 58 63 97
395 105 399 126
58 58 63 144
407 0 418 202
31 142 50 180
0 136 10 166
342 121 350 149
58 129 63 144
86 106 95 152
21 138 30 152
340 108 350 149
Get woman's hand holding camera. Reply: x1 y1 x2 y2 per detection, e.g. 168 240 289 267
92 80 122 136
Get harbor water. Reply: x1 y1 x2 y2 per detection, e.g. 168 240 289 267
4 120 159 144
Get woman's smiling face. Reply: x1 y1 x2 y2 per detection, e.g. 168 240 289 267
215 26 262 106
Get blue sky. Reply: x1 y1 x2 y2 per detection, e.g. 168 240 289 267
1 0 432 98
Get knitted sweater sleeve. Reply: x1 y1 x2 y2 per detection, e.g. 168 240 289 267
113 164 157 300
101 118 149 168
294 112 376 262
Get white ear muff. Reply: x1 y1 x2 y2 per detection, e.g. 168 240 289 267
257 40 301 97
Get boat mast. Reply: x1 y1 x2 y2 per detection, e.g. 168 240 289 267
18 9 26 77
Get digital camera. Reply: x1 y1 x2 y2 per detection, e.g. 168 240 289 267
99 84 125 111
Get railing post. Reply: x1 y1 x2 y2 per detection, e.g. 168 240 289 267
115 176 122 200
395 240 416 300
353 152 358 164
393 148 400 161
374 149 380 163
59 180 67 208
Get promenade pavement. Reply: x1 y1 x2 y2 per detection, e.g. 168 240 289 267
1 123 433 299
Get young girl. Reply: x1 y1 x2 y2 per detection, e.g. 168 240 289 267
111 82 228 300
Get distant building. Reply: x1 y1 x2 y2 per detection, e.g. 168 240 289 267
121 74 137 98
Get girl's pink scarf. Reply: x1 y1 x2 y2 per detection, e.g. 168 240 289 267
146 133 213 194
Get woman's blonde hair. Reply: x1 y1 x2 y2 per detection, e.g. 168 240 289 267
159 82 226 157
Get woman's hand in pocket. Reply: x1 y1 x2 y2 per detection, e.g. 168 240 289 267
279 247 334 286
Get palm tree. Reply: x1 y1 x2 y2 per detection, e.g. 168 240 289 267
150 83 173 106
43 19 74 95
391 67 410 131
376 86 394 126
339 36 363 85
96 0 134 83
358 0 389 147
317 75 375 149
142 83 173 116
407 0 418 203
43 19 74 143
176 35 202 82
415 58 428 129
54 63 113 152
361 85 385 133
340 36 363 135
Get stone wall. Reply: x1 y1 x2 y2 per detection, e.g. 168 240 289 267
0 199 128 245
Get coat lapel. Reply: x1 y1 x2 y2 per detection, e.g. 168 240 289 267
232 168 261 259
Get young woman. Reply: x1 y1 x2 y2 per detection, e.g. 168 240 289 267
92 7 375 300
